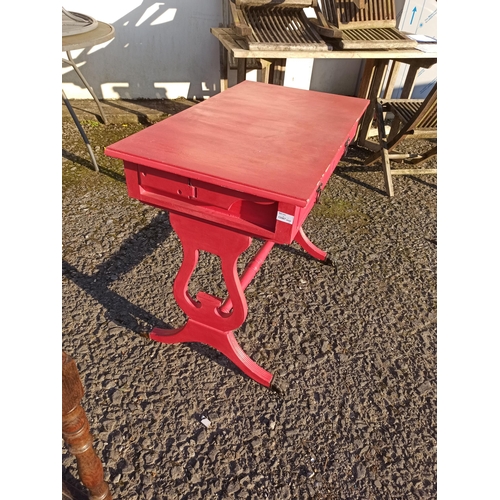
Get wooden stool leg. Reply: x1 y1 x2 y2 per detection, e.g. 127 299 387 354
62 352 112 500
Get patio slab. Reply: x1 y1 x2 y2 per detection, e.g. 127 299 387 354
62 97 200 124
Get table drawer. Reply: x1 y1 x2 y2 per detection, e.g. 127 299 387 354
124 161 297 241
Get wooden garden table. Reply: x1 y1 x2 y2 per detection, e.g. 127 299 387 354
105 81 369 388
211 27 437 150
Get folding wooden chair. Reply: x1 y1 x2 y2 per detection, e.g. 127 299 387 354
313 0 417 49
364 83 437 197
227 0 339 51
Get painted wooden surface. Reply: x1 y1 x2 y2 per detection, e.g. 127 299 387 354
106 80 368 207
105 80 365 386
149 213 274 387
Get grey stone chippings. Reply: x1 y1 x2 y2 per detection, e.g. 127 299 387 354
63 113 437 499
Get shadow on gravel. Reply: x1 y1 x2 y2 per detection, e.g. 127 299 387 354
275 243 338 271
63 259 170 333
63 212 174 333
335 163 437 195
334 166 387 196
62 148 96 171
406 175 437 190
62 209 269 384
99 100 154 126
335 142 437 195
334 143 387 195
62 149 126 182
62 467 88 500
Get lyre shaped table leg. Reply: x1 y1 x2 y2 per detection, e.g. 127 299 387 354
150 213 273 387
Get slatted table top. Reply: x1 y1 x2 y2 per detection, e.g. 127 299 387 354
105 81 369 207
211 27 437 59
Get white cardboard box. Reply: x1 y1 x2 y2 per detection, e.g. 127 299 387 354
391 0 437 99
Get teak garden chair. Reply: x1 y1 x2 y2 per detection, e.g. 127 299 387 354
228 0 340 51
313 0 417 49
226 0 341 84
364 83 437 197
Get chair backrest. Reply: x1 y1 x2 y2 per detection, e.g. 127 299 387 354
235 0 315 5
404 83 437 133
317 0 415 49
229 0 329 50
320 0 398 28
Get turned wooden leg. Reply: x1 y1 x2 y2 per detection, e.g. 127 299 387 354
62 352 112 500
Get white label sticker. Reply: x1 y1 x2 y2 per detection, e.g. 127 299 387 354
276 211 294 224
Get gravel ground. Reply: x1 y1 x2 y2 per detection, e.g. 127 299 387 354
62 104 437 500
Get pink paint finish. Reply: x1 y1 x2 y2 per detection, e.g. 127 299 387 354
105 82 369 387
106 81 369 207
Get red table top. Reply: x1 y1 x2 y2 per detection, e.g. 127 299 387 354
106 81 369 208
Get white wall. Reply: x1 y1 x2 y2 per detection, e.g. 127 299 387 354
62 0 223 100
62 1 363 100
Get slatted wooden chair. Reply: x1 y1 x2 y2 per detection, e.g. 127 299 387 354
228 0 340 51
364 83 437 197
313 0 417 49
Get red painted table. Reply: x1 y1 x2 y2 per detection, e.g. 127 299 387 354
105 81 368 388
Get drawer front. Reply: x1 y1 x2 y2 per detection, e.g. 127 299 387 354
138 166 195 200
124 162 287 241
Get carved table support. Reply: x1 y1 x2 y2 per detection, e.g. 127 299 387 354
149 213 331 387
62 352 112 500
150 213 274 387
